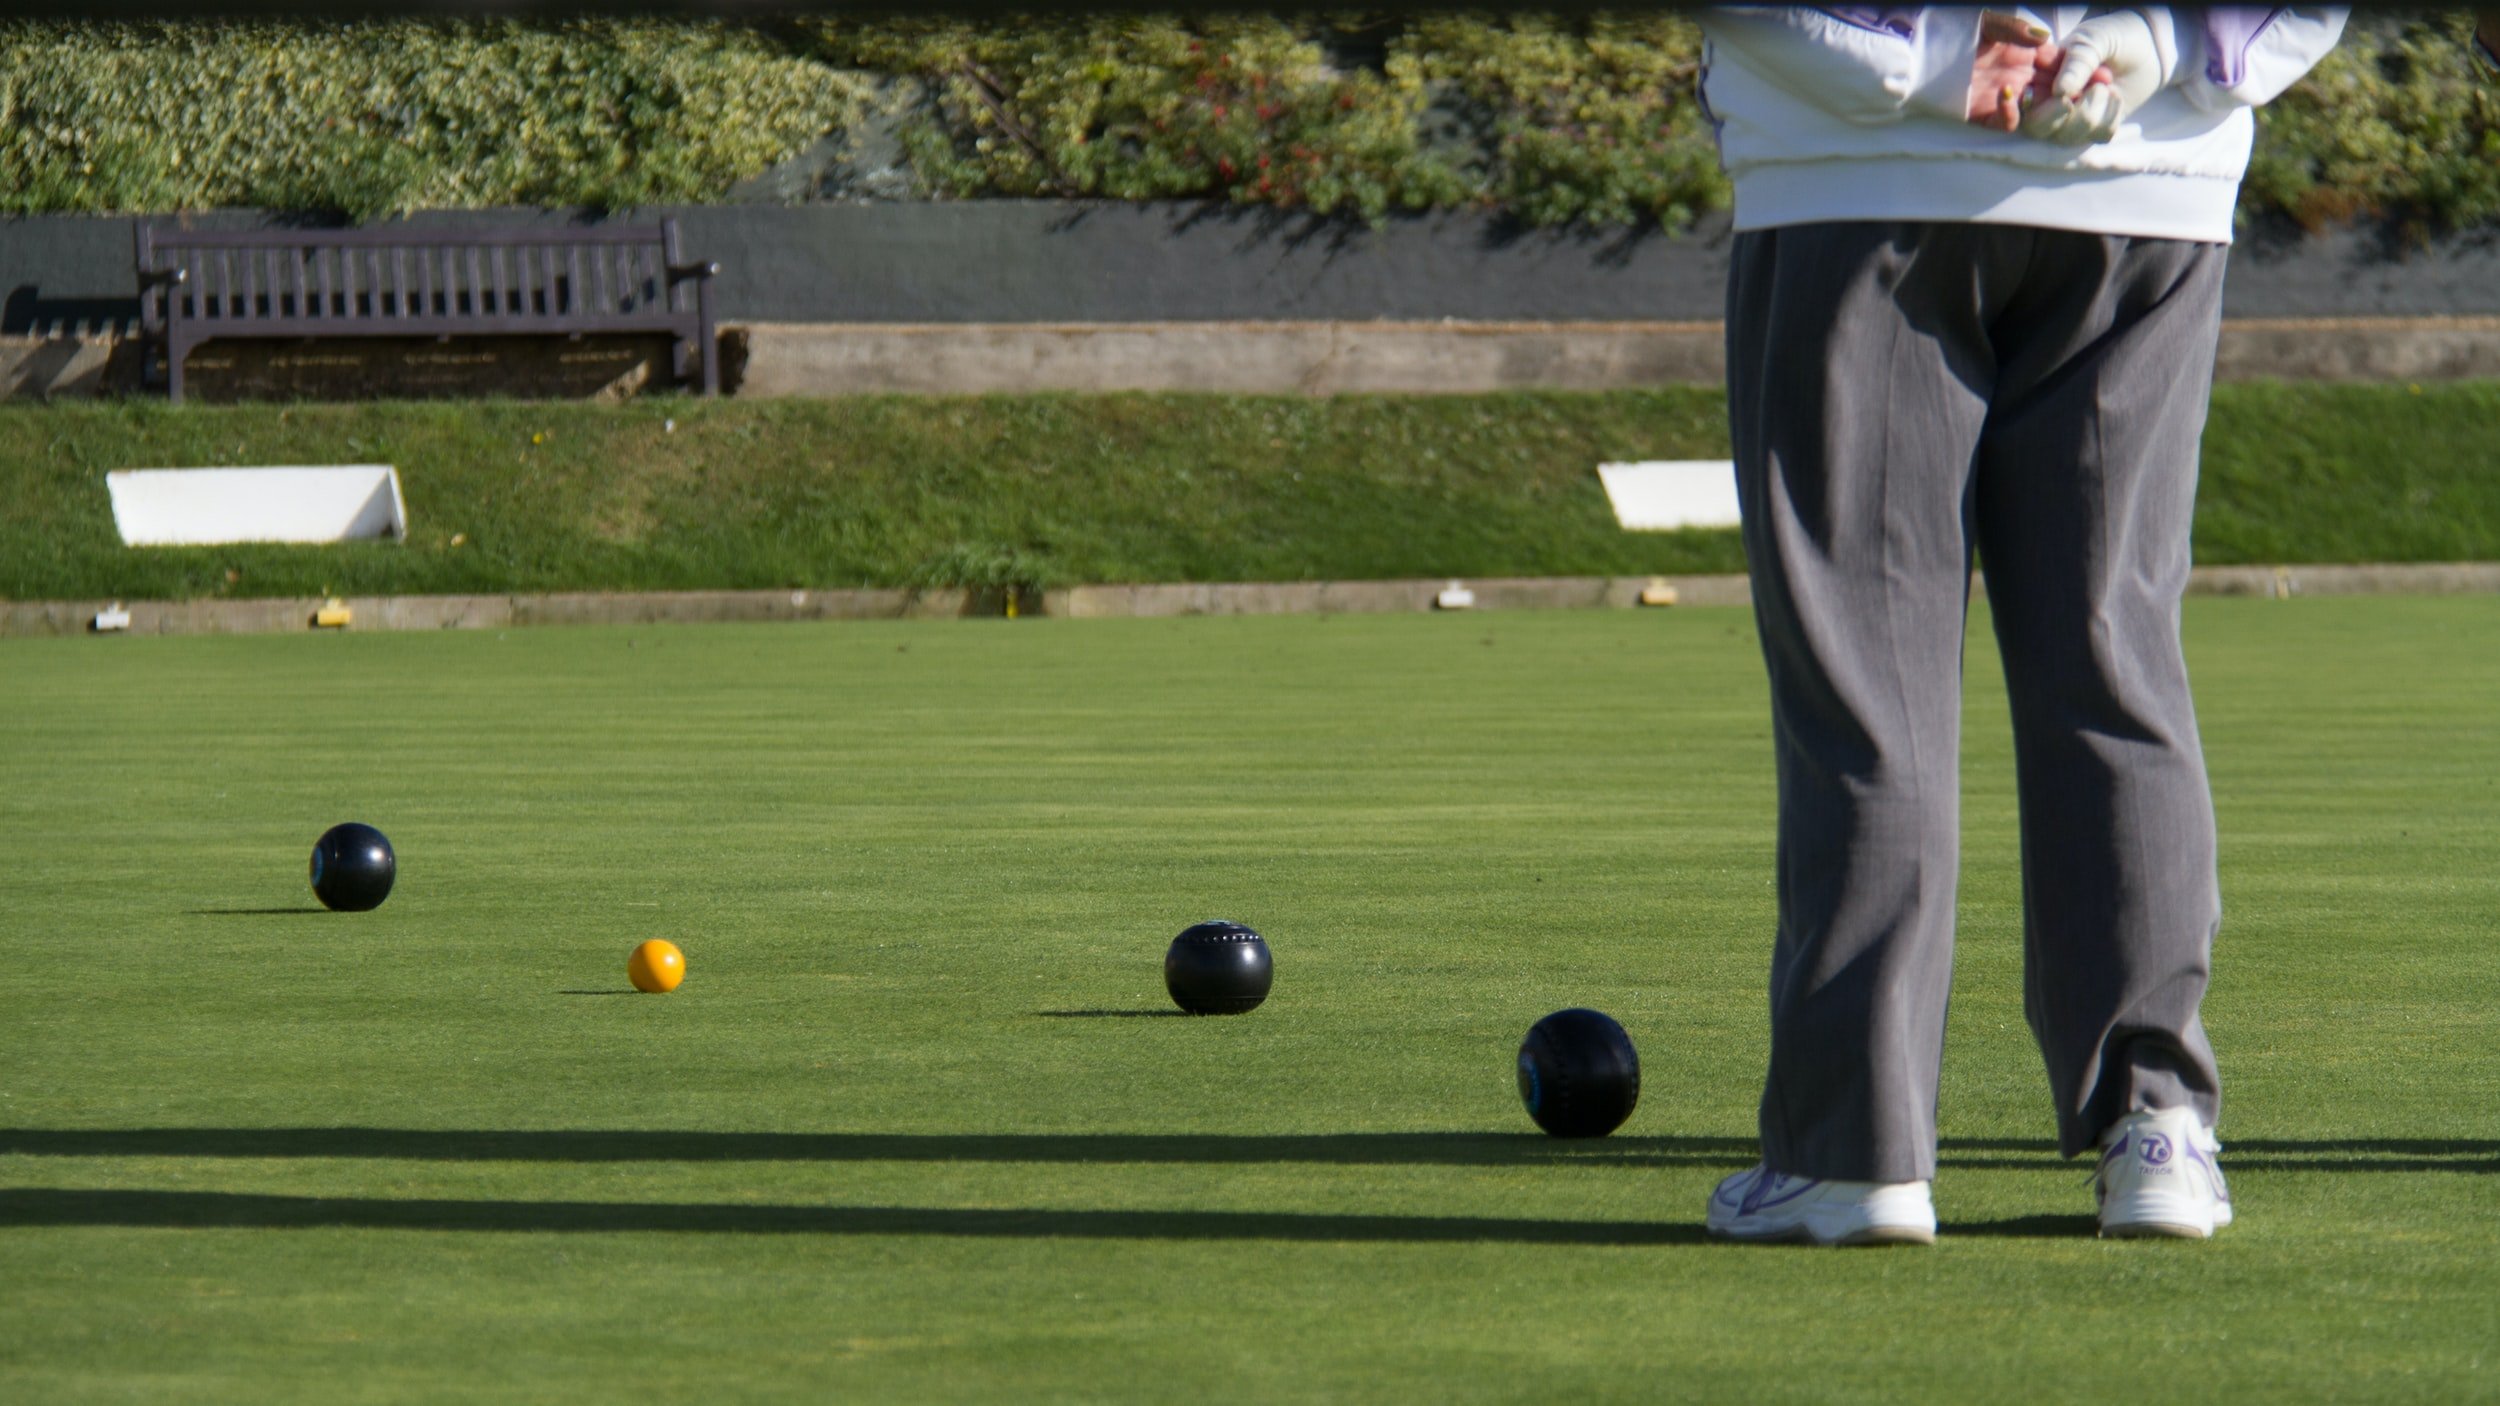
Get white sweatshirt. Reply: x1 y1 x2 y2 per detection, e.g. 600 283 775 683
1695 6 2348 241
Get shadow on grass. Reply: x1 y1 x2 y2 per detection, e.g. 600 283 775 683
1942 1215 2102 1239
3 1129 2486 1174
0 1188 1711 1245
1941 1137 2500 1174
0 1127 1754 1167
1033 1009 1193 1019
185 907 331 916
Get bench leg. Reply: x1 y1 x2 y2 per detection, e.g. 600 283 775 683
697 280 719 396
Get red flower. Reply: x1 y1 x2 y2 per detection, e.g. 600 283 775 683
1217 156 1236 178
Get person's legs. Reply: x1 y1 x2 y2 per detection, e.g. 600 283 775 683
1969 232 2228 1160
1726 222 2009 1184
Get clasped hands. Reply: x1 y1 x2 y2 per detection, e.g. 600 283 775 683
1966 10 2136 145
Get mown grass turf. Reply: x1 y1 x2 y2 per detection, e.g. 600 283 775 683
2 599 2497 1402
4 384 2497 602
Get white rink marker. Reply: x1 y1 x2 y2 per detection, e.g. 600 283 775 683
1597 460 1741 531
106 465 406 546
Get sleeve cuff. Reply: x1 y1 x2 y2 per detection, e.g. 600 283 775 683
1907 9 1985 120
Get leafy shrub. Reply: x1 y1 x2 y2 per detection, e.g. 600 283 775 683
808 15 1474 221
1402 13 1724 227
0 20 868 219
1 13 2493 234
2239 11 2500 238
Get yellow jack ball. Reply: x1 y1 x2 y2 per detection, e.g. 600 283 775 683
627 939 686 993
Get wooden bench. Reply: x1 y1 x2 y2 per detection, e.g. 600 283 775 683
135 220 719 402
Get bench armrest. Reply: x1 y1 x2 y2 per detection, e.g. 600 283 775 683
666 260 720 283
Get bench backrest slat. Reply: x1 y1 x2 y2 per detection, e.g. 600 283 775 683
146 225 676 250
148 233 702 325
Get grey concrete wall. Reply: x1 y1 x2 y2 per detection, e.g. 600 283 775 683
0 335 135 398
12 204 2500 335
15 316 2498 400
734 319 1731 396
2209 317 2500 382
735 317 2500 394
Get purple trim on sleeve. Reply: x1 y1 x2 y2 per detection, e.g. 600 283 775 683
1813 6 1919 41
2203 8 2286 88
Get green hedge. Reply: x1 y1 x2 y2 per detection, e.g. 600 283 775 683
2 13 2493 231
0 21 869 216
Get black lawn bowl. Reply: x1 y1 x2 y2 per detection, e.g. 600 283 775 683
310 823 396 912
1517 1008 1640 1138
1163 920 1273 1015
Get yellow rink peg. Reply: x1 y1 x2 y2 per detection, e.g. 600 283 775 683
313 597 353 628
627 939 686 993
1638 579 1681 607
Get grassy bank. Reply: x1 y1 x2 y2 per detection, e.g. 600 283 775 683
2 384 2496 602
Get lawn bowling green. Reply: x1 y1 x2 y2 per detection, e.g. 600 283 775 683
2 600 2496 1401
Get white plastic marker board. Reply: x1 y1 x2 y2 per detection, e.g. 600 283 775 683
105 466 406 546
1596 460 1741 531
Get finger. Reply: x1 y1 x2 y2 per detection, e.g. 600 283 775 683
2050 45 2104 99
2019 96 2093 146
2026 52 2064 105
1993 86 2022 132
1979 9 2053 45
2075 85 2124 142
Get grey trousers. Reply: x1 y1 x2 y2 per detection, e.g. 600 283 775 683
1727 222 2226 1183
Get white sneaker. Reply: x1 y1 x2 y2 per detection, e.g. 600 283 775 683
2095 1108 2233 1239
1705 1163 1937 1246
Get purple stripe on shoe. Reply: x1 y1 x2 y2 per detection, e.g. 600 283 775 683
2186 1138 2232 1202
2203 7 2285 88
1738 1171 1822 1215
